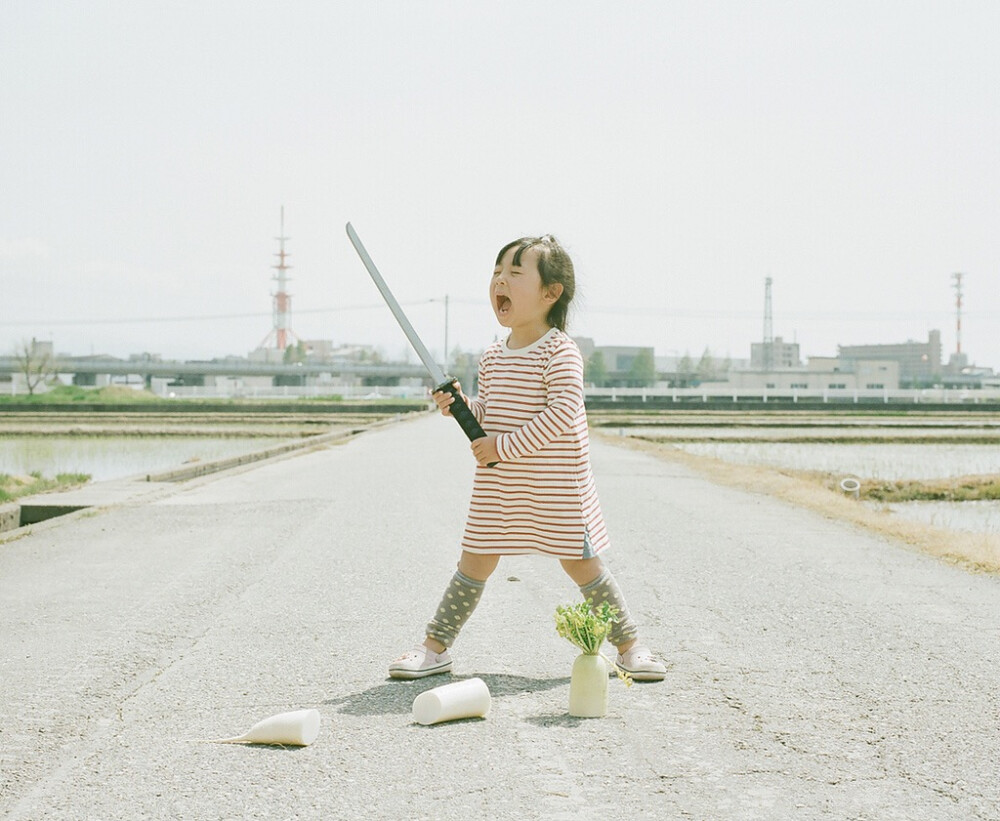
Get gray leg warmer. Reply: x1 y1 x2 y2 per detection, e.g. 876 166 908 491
579 569 639 647
426 570 486 649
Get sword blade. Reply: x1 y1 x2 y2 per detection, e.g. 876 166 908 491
346 223 449 387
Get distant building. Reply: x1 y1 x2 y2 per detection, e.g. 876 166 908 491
248 347 286 365
598 346 655 376
730 357 900 391
946 352 969 373
838 330 941 387
750 336 801 369
301 339 335 361
575 336 596 362
576 338 656 387
941 352 995 388
30 339 55 358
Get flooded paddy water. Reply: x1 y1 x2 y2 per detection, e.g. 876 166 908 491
0 435 300 482
595 412 1000 538
881 499 1000 536
646 441 1000 481
0 407 414 483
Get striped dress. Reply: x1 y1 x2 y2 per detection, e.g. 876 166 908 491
461 327 610 558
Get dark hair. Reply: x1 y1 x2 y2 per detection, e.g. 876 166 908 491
494 235 576 331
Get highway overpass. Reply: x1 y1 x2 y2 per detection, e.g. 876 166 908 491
0 355 430 386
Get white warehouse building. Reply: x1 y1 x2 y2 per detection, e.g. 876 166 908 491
729 357 900 392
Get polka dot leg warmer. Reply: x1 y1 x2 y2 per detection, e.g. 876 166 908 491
578 569 639 647
425 570 487 649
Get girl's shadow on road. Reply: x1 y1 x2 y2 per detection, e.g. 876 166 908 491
324 673 570 716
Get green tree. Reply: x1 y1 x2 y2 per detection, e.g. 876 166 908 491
450 347 479 393
696 347 716 382
627 348 656 387
282 341 307 364
676 351 695 388
585 350 608 387
358 346 384 364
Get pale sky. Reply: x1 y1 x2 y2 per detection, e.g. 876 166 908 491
2 1 997 370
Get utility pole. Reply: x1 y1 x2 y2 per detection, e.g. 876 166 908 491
444 294 450 374
431 295 451 373
763 276 773 371
952 272 964 355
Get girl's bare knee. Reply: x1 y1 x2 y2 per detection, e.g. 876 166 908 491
458 551 499 582
560 556 605 586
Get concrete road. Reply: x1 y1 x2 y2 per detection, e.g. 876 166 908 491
1 415 998 820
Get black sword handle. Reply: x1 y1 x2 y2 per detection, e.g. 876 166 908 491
436 380 498 467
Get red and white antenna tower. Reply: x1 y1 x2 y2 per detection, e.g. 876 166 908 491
258 206 299 351
951 272 964 355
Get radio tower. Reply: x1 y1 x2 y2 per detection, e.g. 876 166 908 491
762 276 774 370
258 206 299 351
951 272 964 355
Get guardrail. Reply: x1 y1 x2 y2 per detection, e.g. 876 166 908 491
583 386 1000 405
157 384 431 400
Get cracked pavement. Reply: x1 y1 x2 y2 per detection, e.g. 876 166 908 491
1 414 998 819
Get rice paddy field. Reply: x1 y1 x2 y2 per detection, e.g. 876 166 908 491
3 403 999 571
591 409 1000 573
0 405 421 491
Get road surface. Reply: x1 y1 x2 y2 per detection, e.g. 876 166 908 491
2 415 998 820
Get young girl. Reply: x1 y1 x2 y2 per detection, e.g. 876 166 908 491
389 234 666 682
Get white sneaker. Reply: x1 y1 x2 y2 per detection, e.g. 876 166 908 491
616 645 666 682
388 645 453 680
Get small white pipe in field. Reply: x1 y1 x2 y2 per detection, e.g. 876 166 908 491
839 477 861 499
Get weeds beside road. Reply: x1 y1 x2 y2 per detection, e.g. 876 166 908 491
0 472 90 502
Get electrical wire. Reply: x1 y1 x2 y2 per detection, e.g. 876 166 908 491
4 301 985 327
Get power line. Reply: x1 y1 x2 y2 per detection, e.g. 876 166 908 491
3 300 438 327
4 302 985 328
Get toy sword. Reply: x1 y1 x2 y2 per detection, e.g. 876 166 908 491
346 223 496 462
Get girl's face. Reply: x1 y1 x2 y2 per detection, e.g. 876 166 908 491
491 246 563 338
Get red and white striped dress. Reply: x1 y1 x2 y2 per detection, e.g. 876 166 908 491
462 327 610 558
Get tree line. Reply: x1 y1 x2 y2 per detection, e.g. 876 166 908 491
584 348 731 388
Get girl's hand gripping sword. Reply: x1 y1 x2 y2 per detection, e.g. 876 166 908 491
346 223 497 466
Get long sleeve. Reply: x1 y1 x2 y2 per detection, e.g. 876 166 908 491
494 342 584 462
461 328 610 558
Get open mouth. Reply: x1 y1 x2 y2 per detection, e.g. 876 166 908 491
496 295 511 315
